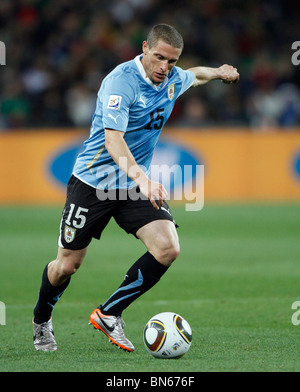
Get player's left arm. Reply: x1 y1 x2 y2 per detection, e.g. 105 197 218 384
188 64 239 87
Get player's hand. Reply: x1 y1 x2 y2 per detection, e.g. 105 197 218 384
139 178 168 210
218 64 239 84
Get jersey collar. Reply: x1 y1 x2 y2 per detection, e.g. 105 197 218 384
134 54 169 90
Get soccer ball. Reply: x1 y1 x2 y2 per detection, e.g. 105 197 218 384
143 312 192 358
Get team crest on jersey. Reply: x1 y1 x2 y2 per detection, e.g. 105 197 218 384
64 225 76 243
107 95 122 110
167 84 175 101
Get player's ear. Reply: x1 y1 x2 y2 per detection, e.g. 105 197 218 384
142 41 149 55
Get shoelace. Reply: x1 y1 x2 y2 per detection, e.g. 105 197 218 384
38 323 54 341
115 316 125 329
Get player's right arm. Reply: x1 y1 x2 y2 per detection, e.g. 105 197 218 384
189 64 239 87
105 128 167 210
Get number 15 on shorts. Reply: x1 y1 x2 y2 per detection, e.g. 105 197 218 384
65 203 89 229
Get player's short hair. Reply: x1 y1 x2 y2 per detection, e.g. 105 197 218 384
147 24 184 50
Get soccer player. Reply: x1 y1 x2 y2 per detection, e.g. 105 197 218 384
33 24 239 352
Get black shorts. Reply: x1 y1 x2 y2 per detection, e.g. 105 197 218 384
58 175 178 250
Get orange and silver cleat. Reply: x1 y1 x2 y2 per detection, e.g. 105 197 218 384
89 306 135 352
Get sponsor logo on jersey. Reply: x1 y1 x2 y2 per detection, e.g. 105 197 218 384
108 113 120 124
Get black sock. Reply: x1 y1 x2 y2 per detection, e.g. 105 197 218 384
33 264 70 324
101 252 169 317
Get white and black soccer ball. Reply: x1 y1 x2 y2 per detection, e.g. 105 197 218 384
143 312 192 358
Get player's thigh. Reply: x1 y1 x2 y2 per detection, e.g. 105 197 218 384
114 195 177 238
59 175 113 250
114 195 179 264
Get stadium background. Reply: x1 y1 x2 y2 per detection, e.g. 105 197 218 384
1 0 300 373
0 0 300 203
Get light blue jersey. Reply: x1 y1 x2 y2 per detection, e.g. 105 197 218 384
73 54 195 189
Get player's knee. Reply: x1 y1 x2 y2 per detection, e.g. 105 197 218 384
60 259 81 277
154 242 180 266
58 249 85 277
166 245 180 265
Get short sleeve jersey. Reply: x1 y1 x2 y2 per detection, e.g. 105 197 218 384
73 55 195 189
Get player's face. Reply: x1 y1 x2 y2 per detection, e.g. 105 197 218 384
141 40 182 85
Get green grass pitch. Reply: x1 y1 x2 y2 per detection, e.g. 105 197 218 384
0 203 300 372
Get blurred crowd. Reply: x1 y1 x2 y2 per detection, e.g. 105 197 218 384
0 0 299 131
